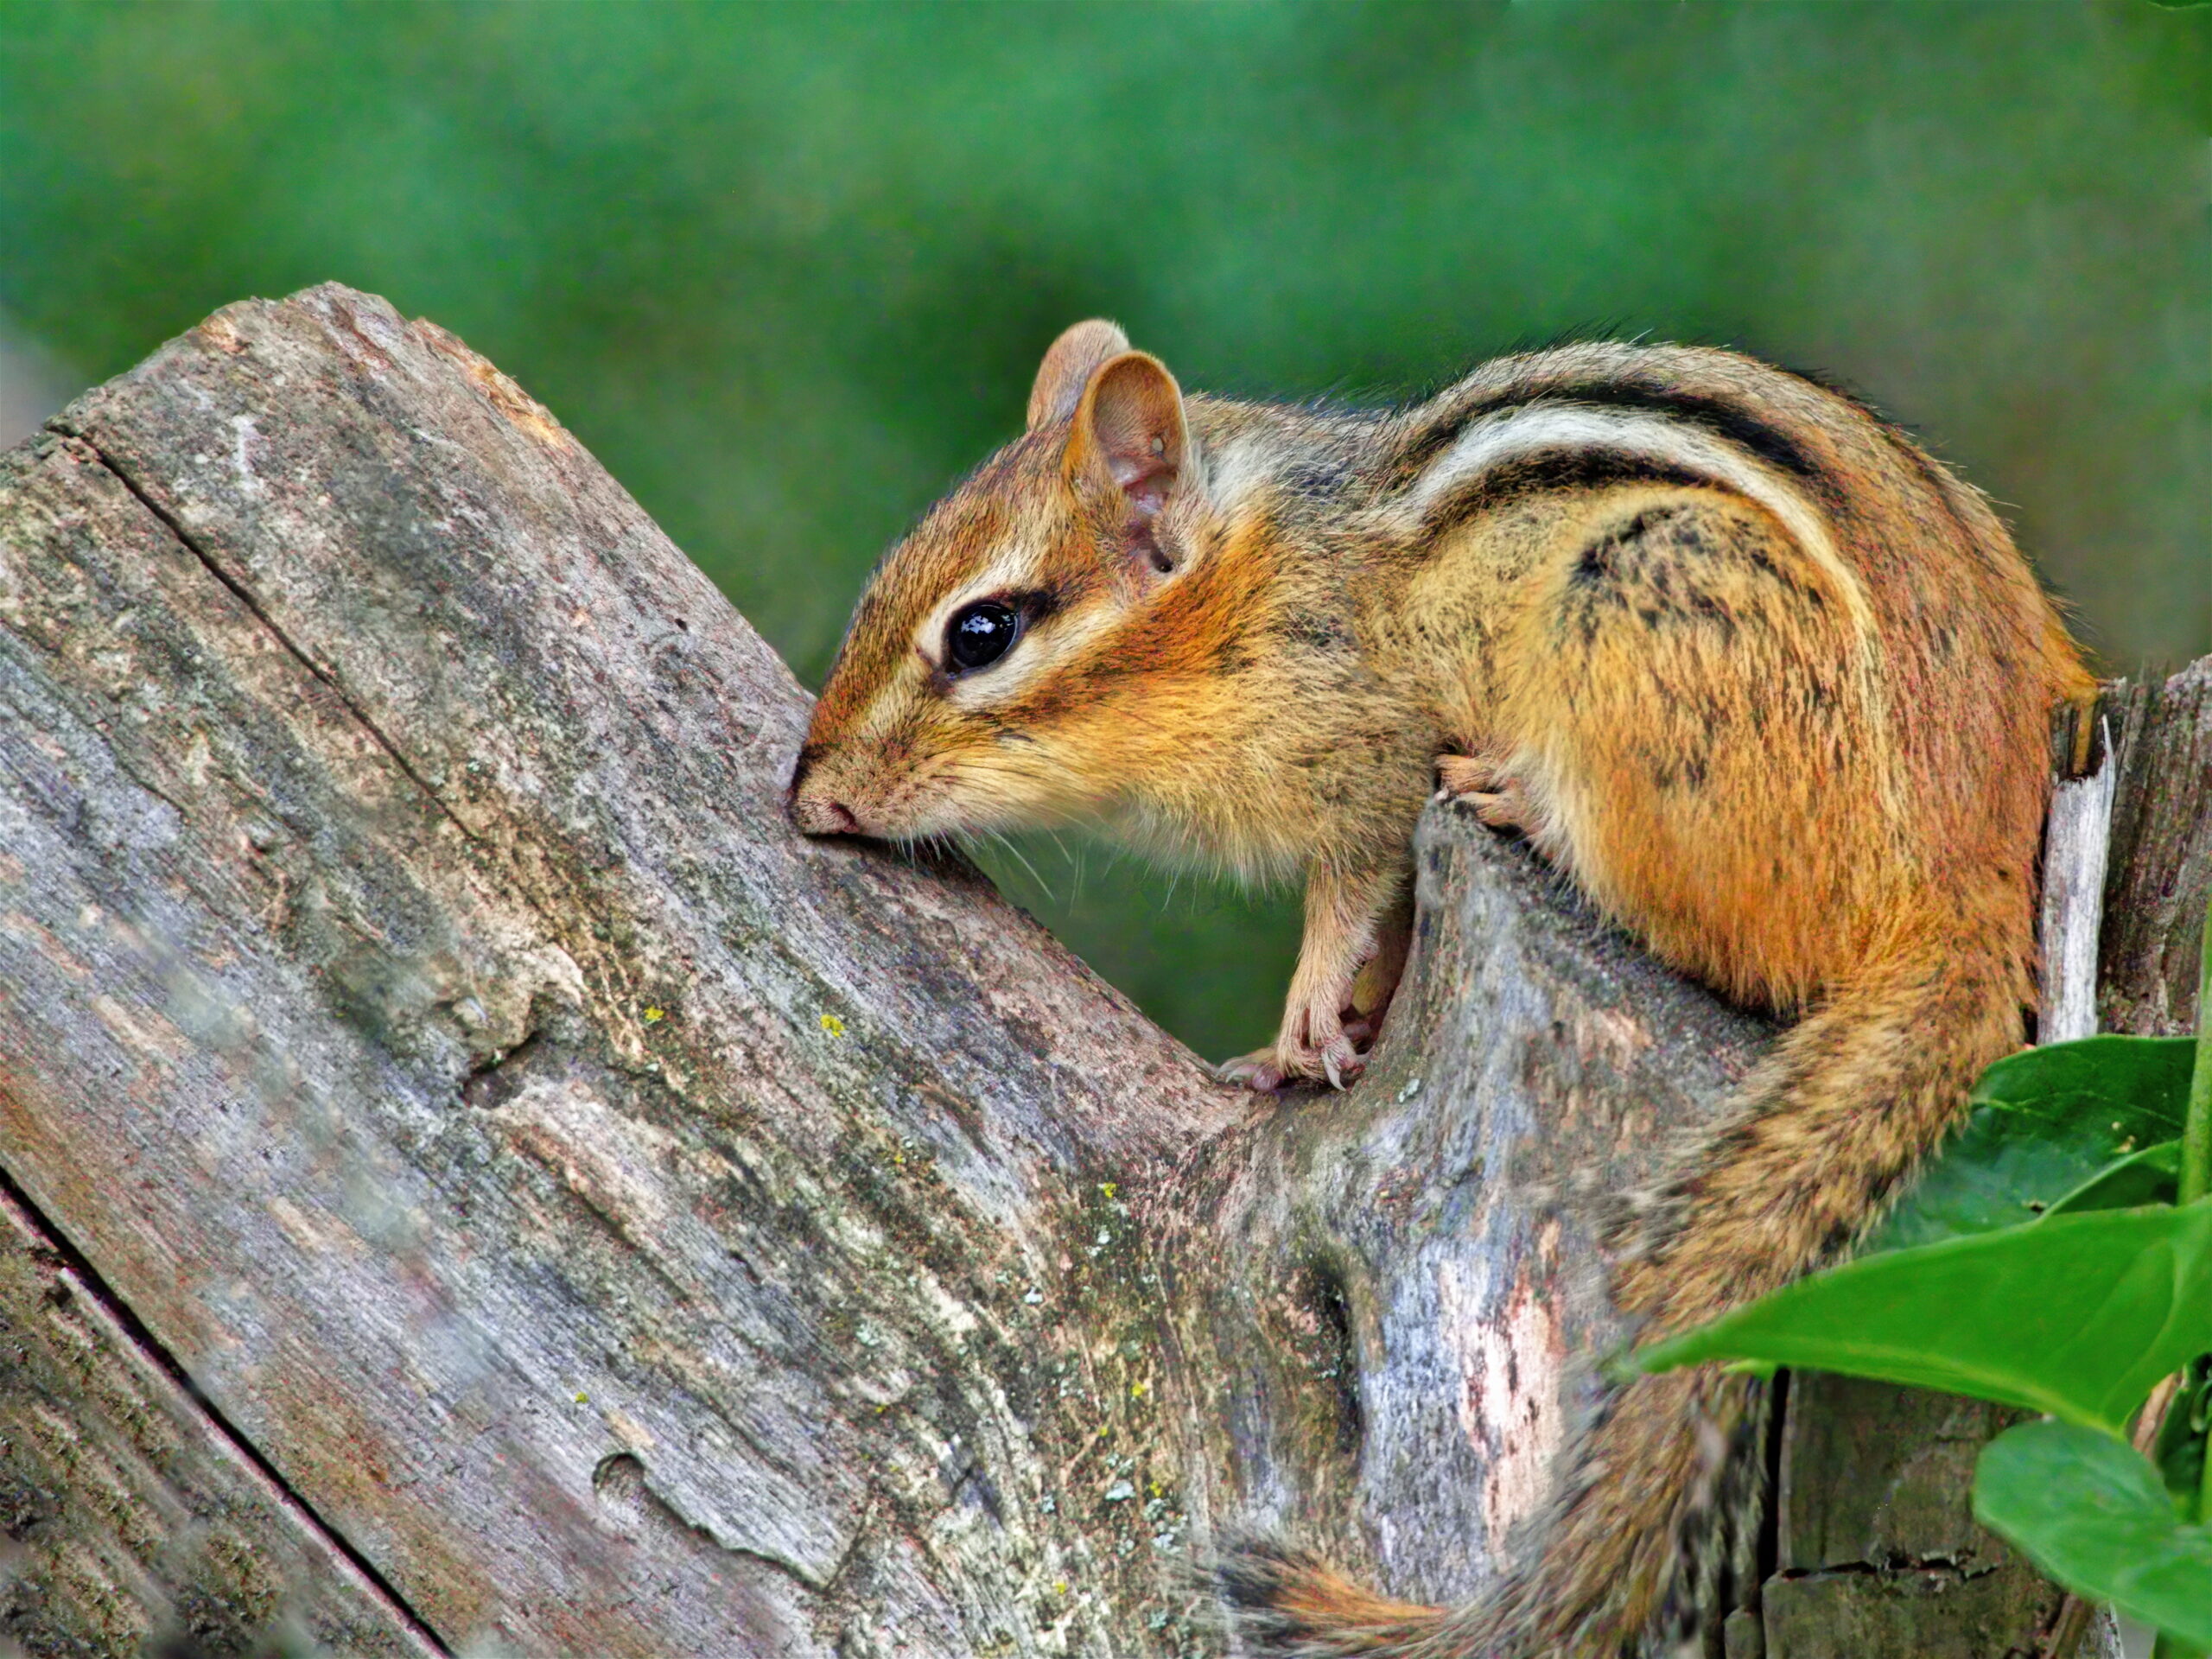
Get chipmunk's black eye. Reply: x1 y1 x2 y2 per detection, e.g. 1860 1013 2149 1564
945 601 1020 673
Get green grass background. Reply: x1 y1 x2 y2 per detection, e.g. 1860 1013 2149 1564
3 1 2204 1058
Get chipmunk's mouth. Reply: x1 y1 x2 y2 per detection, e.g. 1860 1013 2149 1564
790 734 1073 844
787 744 947 840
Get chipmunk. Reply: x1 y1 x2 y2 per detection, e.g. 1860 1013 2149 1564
788 319 2093 1656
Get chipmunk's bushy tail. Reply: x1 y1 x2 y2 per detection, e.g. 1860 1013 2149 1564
1217 916 2027 1657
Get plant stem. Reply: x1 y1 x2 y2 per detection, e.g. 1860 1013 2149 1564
2184 887 2212 1211
2185 893 2212 1543
2158 894 2212 1659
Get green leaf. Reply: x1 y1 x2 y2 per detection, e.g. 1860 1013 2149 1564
2048 1141 2183 1217
1869 1036 2196 1253
1975 1421 2212 1646
1637 1201 2212 1435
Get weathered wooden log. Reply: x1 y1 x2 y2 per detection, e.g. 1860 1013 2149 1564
0 285 2201 1658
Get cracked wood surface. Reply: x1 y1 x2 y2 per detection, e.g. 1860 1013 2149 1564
0 284 2202 1658
0 1178 439 1658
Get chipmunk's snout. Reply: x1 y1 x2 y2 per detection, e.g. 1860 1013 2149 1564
787 746 861 836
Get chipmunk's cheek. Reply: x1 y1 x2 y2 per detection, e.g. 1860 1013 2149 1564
875 787 983 840
874 763 1027 840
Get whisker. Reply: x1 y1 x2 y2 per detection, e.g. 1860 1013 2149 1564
982 830 1055 902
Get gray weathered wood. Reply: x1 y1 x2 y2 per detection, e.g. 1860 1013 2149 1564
2101 662 2212 1039
1764 1373 2062 1659
1162 814 1773 1610
0 284 2202 1656
2 289 1226 1656
0 1180 438 1657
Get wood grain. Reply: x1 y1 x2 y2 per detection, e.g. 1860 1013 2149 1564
2101 661 2212 1038
0 1179 436 1657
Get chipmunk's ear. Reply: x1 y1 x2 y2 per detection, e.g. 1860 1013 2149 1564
1066 351 1189 521
1027 319 1130 430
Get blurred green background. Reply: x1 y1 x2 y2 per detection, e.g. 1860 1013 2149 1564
2 1 2204 1059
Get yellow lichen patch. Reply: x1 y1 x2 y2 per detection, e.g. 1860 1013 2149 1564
820 1013 846 1037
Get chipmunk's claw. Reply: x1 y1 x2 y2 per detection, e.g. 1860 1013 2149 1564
1321 1039 1360 1090
1230 942 1390 1093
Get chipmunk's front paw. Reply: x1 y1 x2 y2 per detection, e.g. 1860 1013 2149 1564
1436 747 1533 833
1219 994 1368 1093
1215 1037 1365 1093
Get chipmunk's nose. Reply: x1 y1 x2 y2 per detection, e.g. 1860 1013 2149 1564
787 747 862 836
792 794 861 836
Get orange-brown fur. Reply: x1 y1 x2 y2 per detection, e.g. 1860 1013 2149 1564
791 321 2093 1654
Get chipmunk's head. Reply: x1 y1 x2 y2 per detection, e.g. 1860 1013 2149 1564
790 319 1225 842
